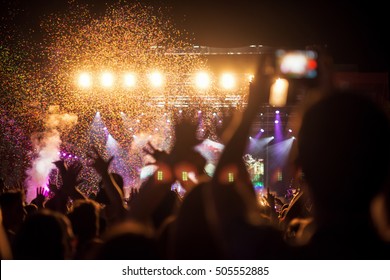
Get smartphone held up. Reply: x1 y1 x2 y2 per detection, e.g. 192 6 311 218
275 49 318 79
259 49 320 107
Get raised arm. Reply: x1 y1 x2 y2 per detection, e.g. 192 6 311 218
88 147 127 224
45 160 86 214
211 55 273 213
128 142 175 226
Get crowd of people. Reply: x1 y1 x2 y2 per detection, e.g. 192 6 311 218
1 53 390 260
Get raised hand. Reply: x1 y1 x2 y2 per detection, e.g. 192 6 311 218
53 159 83 195
88 146 127 224
88 146 114 177
142 141 170 166
31 186 47 209
172 116 202 150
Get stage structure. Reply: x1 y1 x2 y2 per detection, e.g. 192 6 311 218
72 45 297 197
167 45 297 196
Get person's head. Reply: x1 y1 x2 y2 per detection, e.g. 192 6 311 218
12 208 75 259
68 199 101 242
0 190 26 231
95 220 158 259
173 182 221 259
297 91 390 221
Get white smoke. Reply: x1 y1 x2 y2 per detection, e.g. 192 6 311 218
25 106 77 203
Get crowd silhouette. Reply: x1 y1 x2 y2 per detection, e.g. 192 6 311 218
1 52 390 260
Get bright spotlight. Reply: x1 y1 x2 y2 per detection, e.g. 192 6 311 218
149 71 164 88
195 72 211 89
269 78 289 107
100 72 114 88
77 72 92 88
220 73 236 90
123 73 136 88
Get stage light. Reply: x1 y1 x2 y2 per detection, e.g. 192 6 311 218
100 71 114 88
269 78 289 107
149 71 164 88
77 72 92 88
195 71 211 89
220 73 236 90
123 73 136 88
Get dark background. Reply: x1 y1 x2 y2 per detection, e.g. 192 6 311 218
1 0 388 71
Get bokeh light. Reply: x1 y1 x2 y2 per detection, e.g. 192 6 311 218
148 71 164 88
100 72 115 88
123 73 137 88
195 71 211 89
78 72 92 88
220 73 236 90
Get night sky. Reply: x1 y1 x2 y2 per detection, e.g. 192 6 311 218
1 0 388 71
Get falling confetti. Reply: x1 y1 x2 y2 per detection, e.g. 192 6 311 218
0 1 248 195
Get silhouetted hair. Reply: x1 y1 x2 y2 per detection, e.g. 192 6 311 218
95 221 158 260
298 91 390 211
12 209 74 259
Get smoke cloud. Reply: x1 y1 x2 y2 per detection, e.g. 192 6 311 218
25 106 77 203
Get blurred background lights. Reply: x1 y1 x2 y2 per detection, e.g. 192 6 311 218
101 71 115 88
269 78 289 107
78 72 92 88
195 71 211 89
75 69 257 91
220 73 236 90
123 73 136 88
149 71 164 88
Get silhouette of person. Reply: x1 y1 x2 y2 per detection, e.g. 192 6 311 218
296 90 390 259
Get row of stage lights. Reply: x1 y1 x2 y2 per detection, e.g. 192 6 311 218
76 71 254 90
77 71 291 107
